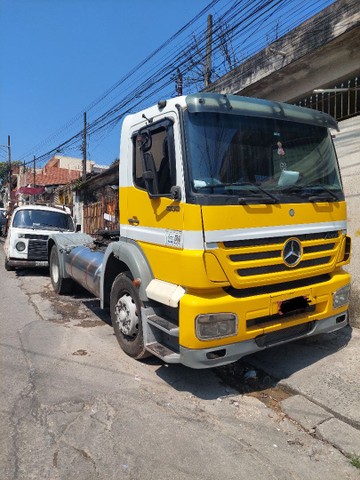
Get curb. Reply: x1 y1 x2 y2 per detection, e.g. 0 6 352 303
281 395 360 458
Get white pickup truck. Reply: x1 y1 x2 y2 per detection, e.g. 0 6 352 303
4 204 76 271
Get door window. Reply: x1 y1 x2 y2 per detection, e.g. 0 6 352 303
133 121 175 195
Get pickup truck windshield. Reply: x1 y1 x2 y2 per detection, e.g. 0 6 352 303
184 111 343 204
12 209 75 231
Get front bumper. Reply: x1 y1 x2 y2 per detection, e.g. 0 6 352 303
179 312 348 369
7 258 48 268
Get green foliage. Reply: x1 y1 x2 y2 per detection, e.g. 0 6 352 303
0 162 9 185
350 454 360 469
71 177 84 191
0 160 22 186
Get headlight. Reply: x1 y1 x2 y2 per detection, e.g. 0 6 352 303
196 313 238 340
15 241 26 252
333 284 351 310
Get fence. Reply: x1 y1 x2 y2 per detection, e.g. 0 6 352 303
83 186 118 235
296 75 360 121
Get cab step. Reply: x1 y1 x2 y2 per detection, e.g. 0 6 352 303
146 342 180 363
147 314 179 337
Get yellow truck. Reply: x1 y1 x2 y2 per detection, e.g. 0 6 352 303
48 93 351 368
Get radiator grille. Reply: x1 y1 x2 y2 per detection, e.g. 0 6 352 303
28 239 48 260
216 230 342 287
237 256 331 276
223 231 339 248
24 234 49 241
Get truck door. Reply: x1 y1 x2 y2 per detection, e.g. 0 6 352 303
124 118 185 284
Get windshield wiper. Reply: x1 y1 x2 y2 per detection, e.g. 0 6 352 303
237 196 277 205
278 184 340 202
306 184 340 202
248 184 279 203
307 184 339 198
196 181 279 203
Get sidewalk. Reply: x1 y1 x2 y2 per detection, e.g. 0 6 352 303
247 325 360 457
333 116 360 327
247 117 360 457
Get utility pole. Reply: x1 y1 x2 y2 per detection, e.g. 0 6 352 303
204 14 213 88
176 68 183 96
23 160 26 187
82 112 87 182
33 156 36 187
7 135 11 200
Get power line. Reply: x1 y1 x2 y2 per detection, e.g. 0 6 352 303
18 0 223 163
18 0 336 167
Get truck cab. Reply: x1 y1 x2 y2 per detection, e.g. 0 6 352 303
114 94 350 364
48 93 351 368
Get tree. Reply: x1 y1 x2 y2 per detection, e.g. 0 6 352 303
0 161 22 186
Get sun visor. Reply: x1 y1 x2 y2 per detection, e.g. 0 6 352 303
185 93 339 131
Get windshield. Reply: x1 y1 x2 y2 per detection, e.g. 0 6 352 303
184 112 343 204
12 209 75 231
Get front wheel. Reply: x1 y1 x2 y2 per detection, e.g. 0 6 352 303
110 273 149 360
49 247 73 294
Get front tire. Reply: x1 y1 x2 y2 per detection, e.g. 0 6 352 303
110 273 149 360
49 247 73 294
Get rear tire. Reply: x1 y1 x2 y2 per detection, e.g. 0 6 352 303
110 273 149 360
49 247 73 294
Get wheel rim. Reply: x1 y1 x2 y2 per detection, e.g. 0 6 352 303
51 255 59 284
114 293 139 337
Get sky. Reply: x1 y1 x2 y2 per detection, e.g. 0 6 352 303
0 0 211 166
0 0 334 168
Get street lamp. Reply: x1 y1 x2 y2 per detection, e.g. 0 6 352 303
313 87 360 93
311 86 360 120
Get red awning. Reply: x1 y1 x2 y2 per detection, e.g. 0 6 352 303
16 186 46 196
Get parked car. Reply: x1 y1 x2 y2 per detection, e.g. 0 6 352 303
0 207 7 236
4 204 76 271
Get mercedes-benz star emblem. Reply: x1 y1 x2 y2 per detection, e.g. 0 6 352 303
282 238 302 267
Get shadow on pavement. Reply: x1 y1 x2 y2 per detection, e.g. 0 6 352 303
150 326 353 400
75 287 355 401
243 325 353 379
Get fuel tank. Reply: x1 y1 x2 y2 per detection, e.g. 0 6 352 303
64 245 104 298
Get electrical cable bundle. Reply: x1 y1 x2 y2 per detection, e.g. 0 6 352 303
18 0 337 168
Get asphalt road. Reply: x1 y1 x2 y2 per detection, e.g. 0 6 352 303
0 242 359 479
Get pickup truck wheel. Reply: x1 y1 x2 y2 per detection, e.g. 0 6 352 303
50 247 73 295
110 273 149 360
5 259 15 271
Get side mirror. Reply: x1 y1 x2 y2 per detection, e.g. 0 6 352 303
137 130 152 152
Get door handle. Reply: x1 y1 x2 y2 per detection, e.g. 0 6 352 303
128 217 140 226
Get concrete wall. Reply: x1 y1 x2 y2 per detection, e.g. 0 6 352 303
47 155 94 173
205 0 360 102
333 117 360 327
